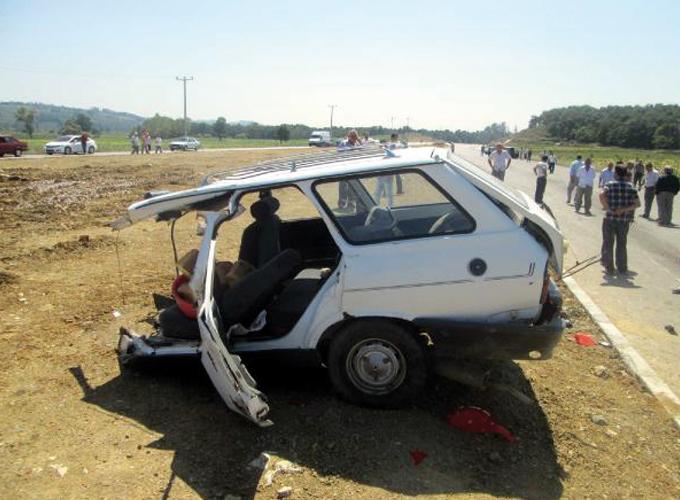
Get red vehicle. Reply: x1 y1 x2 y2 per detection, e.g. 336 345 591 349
0 136 28 157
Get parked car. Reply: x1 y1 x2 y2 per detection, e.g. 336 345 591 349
0 136 28 157
308 130 332 147
505 146 519 159
170 137 201 151
112 145 565 426
44 135 97 155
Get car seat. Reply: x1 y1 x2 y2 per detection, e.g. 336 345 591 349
219 248 302 330
238 196 281 268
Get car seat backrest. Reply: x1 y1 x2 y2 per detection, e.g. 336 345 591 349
219 248 302 330
238 197 281 267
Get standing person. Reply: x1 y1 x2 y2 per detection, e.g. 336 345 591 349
641 163 659 218
574 158 596 215
130 133 140 155
566 155 583 204
599 162 615 188
388 133 405 194
527 149 532 162
655 166 680 226
80 131 89 155
533 155 549 205
154 135 163 154
480 145 484 156
144 133 152 154
599 165 640 276
488 143 512 181
547 151 557 174
374 174 394 208
337 130 361 210
633 160 645 189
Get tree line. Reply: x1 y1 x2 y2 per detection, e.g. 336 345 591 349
528 105 680 149
9 104 511 145
135 114 510 144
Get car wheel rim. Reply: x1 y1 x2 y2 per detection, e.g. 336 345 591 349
346 338 406 395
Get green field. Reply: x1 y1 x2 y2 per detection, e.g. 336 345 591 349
510 140 680 173
15 133 309 154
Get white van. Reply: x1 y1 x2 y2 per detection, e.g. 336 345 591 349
308 130 331 147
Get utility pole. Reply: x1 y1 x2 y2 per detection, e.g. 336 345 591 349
176 76 194 137
390 116 395 131
406 117 410 142
328 104 337 140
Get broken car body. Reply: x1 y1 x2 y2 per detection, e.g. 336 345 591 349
113 145 565 427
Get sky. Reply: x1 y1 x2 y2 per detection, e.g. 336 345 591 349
2 0 680 131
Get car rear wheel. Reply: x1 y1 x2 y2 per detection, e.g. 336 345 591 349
88 146 95 154
327 320 427 407
14 149 22 157
64 146 72 155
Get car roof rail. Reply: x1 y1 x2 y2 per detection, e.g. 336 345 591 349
201 145 388 185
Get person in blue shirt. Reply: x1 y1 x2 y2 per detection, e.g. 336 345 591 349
567 155 583 204
599 162 616 188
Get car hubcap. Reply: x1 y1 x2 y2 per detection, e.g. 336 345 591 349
346 338 406 395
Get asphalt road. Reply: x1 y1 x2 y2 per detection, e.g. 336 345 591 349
455 144 680 397
1 145 313 160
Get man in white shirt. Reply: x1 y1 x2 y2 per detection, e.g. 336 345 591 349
599 162 615 188
642 163 659 218
575 158 596 215
567 155 583 204
488 143 512 181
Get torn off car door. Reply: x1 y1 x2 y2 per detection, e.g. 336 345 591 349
194 212 272 427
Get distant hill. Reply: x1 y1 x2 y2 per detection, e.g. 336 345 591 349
0 102 145 134
512 104 680 150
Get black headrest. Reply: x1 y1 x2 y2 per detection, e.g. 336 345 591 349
250 197 280 220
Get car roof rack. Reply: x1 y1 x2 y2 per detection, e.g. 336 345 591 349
201 146 388 185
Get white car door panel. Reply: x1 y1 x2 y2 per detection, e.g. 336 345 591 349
342 230 544 321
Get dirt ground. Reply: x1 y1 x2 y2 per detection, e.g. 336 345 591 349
0 151 678 499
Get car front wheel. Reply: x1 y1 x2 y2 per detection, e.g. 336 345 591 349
14 149 22 157
327 320 427 407
88 146 95 154
64 146 72 155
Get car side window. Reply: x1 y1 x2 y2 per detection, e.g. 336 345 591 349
314 170 475 244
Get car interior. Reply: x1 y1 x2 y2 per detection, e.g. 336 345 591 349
156 187 341 343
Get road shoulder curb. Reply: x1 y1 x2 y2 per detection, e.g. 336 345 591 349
563 276 680 429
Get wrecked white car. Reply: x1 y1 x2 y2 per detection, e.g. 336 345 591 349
113 146 565 427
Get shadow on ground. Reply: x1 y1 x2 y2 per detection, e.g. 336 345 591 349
70 359 563 499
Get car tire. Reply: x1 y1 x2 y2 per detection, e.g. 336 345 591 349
64 146 72 155
14 149 22 157
46 151 53 155
88 146 95 154
327 320 427 408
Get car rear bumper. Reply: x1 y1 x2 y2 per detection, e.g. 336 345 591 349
414 285 564 361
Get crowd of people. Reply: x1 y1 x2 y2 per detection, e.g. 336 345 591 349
487 144 678 282
130 129 162 154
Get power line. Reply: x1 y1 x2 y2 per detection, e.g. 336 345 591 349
176 76 194 137
328 104 338 139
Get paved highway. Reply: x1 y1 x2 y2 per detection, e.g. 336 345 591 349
0 145 313 161
455 144 680 396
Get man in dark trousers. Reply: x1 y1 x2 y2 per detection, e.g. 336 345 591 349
655 166 679 226
599 165 640 277
80 131 89 155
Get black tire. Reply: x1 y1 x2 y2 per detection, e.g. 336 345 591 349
14 149 22 157
88 146 95 154
327 320 427 408
46 151 53 155
64 146 72 155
